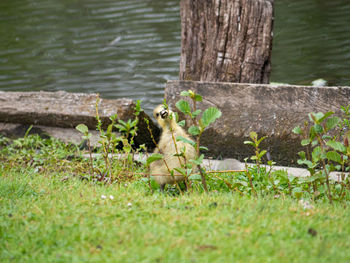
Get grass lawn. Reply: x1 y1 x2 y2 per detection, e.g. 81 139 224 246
1 168 350 263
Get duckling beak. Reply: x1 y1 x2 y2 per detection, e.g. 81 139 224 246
160 109 168 119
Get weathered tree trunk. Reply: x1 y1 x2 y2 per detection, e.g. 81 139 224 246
179 0 274 83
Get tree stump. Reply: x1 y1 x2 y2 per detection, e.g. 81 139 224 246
179 0 274 83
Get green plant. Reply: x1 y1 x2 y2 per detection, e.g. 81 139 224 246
115 99 142 154
243 131 268 172
76 123 95 178
293 105 350 203
175 90 222 192
76 97 145 184
0 131 78 174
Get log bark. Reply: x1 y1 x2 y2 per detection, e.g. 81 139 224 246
165 80 350 165
179 0 274 83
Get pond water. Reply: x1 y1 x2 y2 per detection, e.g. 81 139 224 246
1 0 349 115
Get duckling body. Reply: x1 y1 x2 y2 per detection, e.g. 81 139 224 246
150 105 197 189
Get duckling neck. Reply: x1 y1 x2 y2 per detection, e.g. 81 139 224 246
163 118 177 132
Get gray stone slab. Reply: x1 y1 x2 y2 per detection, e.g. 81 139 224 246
165 80 350 165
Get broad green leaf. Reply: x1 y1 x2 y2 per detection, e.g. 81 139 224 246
322 135 332 140
326 151 342 163
312 146 322 162
249 131 258 141
194 94 203 102
192 109 202 118
176 99 191 114
188 174 202 180
309 126 316 139
146 153 163 166
319 111 334 123
258 150 267 159
313 124 323 133
185 163 193 169
292 126 302 135
191 154 204 165
76 124 89 134
201 107 222 127
131 119 138 127
326 116 340 131
267 160 276 166
177 120 186 127
310 112 332 123
301 139 311 146
109 114 118 121
298 151 306 159
173 167 187 176
257 136 267 145
297 159 314 168
115 124 126 132
243 141 255 146
326 140 346 153
176 136 196 147
118 119 127 126
180 91 191 97
199 146 208 151
309 112 323 123
335 164 342 171
188 125 200 136
173 112 179 122
106 123 114 135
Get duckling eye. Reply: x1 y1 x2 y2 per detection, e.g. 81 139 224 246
156 113 159 117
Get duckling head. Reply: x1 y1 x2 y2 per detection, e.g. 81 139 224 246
153 104 173 129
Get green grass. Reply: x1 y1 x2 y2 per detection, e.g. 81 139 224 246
1 134 349 262
1 169 350 263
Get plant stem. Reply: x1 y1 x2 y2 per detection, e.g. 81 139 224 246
191 97 208 193
317 134 333 204
197 164 208 193
245 163 257 197
87 139 94 178
321 158 333 204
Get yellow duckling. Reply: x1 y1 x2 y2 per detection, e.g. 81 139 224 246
150 104 197 190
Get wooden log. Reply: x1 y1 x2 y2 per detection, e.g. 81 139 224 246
0 91 160 149
179 0 274 83
165 80 350 165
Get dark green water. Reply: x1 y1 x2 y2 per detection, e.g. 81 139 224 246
1 0 349 114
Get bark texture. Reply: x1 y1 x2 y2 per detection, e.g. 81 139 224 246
180 0 274 83
165 80 350 165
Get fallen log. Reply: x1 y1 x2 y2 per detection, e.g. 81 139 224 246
165 80 350 165
0 91 160 149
